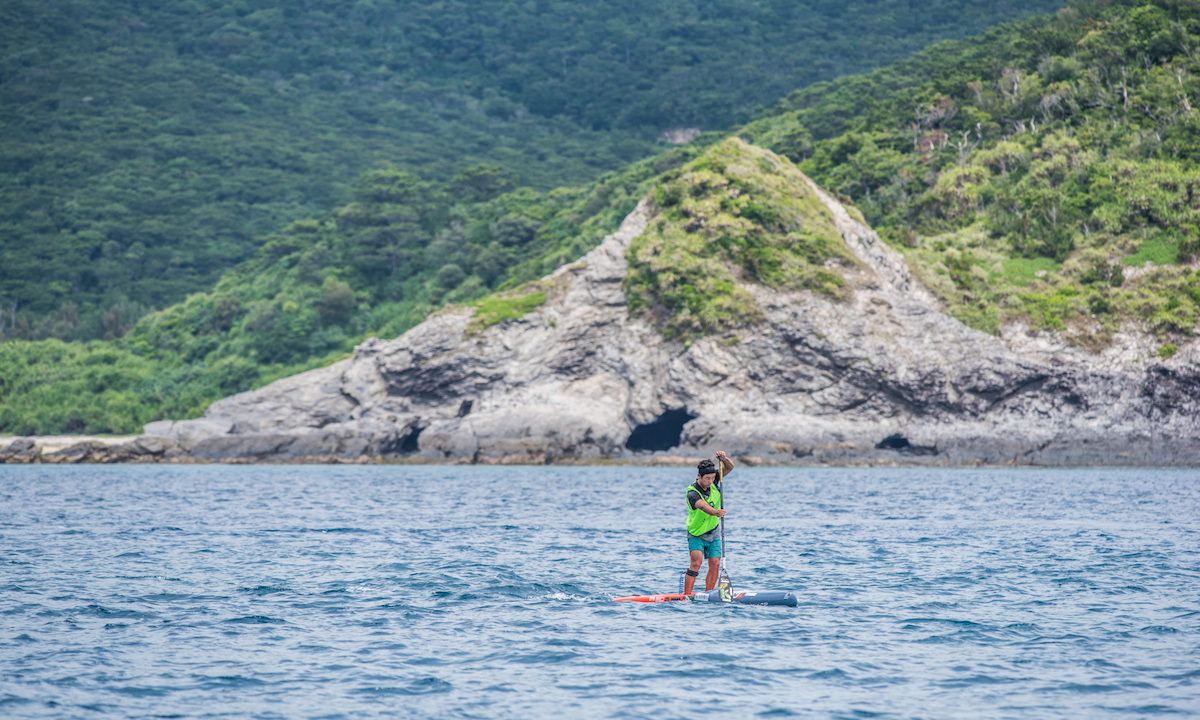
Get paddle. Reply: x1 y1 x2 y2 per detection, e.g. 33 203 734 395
716 453 733 602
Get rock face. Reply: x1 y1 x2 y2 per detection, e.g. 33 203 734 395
0 435 179 464
7 161 1197 465
116 167 1200 466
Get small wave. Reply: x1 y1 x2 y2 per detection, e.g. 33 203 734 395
111 686 170 698
198 675 266 689
544 591 587 601
900 617 987 628
1038 682 1124 694
545 638 590 648
77 605 155 620
354 677 451 696
309 527 372 534
909 601 959 610
225 615 286 624
808 668 850 680
1053 576 1097 585
1104 705 1185 715
236 585 290 595
940 674 1025 687
915 630 1003 645
1011 632 1090 646
752 564 787 574
141 593 191 602
509 650 579 665
0 695 33 709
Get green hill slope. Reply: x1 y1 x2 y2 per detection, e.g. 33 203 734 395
742 0 1200 345
0 0 1063 339
0 145 691 434
8 0 1200 437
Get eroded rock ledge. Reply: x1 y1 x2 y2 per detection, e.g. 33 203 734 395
6 167 1199 466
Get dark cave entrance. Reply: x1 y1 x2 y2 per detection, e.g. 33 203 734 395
875 433 938 456
397 426 423 453
625 409 697 452
875 434 912 450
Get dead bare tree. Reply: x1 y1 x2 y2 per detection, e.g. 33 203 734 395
955 124 983 166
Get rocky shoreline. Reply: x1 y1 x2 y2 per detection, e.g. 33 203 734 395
3 433 1196 467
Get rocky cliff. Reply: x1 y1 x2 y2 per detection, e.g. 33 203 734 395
6 140 1198 465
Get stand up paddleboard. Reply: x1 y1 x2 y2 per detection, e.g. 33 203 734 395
614 453 798 608
613 589 798 606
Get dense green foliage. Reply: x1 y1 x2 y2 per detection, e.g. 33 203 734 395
1 0 1063 337
626 139 852 339
11 0 1200 436
0 340 208 435
122 145 694 369
743 0 1200 342
0 143 703 434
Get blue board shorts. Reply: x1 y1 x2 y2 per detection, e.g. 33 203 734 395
688 533 722 558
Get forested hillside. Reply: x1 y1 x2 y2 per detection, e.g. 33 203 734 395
743 0 1200 347
0 0 1062 340
10 0 1200 437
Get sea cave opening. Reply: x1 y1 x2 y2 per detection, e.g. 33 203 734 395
397 426 423 453
625 409 697 452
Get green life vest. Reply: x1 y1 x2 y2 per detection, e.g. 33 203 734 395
686 482 721 537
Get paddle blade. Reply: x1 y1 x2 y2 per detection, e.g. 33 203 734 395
717 567 733 603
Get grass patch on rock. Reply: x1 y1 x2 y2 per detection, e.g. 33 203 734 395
1123 233 1181 268
466 289 548 335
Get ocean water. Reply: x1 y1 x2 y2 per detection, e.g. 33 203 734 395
0 465 1197 719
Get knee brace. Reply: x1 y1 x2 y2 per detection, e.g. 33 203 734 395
685 569 699 577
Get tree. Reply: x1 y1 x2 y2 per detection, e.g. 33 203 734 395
448 164 518 203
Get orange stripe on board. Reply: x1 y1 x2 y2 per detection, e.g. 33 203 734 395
612 593 691 603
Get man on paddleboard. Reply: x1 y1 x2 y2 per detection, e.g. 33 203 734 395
684 452 734 594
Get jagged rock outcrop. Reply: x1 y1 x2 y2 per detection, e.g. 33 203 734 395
6 149 1198 465
0 435 179 464
122 165 1199 465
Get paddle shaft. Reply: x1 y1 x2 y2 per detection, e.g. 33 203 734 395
717 454 732 599
718 456 724 561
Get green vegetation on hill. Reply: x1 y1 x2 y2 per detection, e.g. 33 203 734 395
743 0 1200 342
626 139 852 339
0 142 704 435
9 0 1200 437
0 340 213 436
0 0 1064 338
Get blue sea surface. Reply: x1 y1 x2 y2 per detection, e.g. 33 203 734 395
0 465 1197 719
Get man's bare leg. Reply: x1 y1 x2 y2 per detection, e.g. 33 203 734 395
684 550 704 594
705 556 721 591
